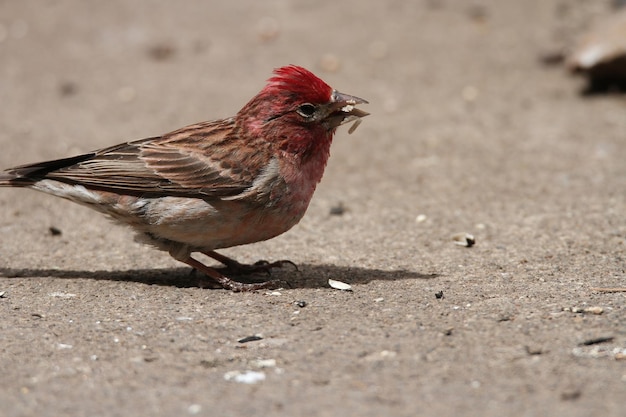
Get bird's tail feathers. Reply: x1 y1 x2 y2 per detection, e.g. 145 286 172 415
0 172 35 187
0 153 94 188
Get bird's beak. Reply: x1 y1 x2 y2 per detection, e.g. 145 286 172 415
324 90 369 132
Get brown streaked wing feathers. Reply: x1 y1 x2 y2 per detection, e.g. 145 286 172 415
6 120 254 198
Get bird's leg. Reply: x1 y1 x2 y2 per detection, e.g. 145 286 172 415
180 256 280 292
203 250 298 276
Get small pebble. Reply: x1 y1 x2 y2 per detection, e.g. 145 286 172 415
49 226 62 236
147 43 176 61
223 370 266 384
251 359 276 368
452 233 475 247
328 279 352 291
565 306 604 315
329 202 346 216
238 335 263 343
415 214 427 223
48 292 76 298
539 50 566 66
380 350 397 358
560 390 582 401
525 345 545 355
364 350 397 361
579 336 614 346
584 306 604 315
294 300 307 308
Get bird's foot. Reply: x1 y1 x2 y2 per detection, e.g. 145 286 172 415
179 252 290 292
204 250 298 276
182 255 285 292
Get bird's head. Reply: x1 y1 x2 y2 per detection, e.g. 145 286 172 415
238 65 368 156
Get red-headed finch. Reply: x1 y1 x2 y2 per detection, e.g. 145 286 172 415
0 65 368 291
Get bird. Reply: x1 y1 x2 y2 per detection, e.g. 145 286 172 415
0 65 368 291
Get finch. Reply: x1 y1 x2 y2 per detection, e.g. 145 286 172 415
0 65 368 291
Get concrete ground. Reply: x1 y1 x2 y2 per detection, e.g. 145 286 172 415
1 1 625 416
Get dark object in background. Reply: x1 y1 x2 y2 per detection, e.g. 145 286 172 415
49 226 62 236
237 335 263 343
329 202 346 216
568 9 626 93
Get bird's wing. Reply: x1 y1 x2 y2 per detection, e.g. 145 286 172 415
5 120 261 198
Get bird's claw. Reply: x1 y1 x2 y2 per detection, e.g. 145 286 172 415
198 251 296 289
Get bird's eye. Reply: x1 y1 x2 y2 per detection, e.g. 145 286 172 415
296 103 316 118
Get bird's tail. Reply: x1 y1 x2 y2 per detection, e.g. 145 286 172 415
0 171 35 188
1 153 94 189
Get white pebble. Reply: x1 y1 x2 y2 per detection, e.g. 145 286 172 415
584 306 604 315
452 233 475 247
223 370 266 384
251 359 276 368
328 279 352 291
48 292 77 298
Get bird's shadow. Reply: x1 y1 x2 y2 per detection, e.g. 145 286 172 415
0 263 437 290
